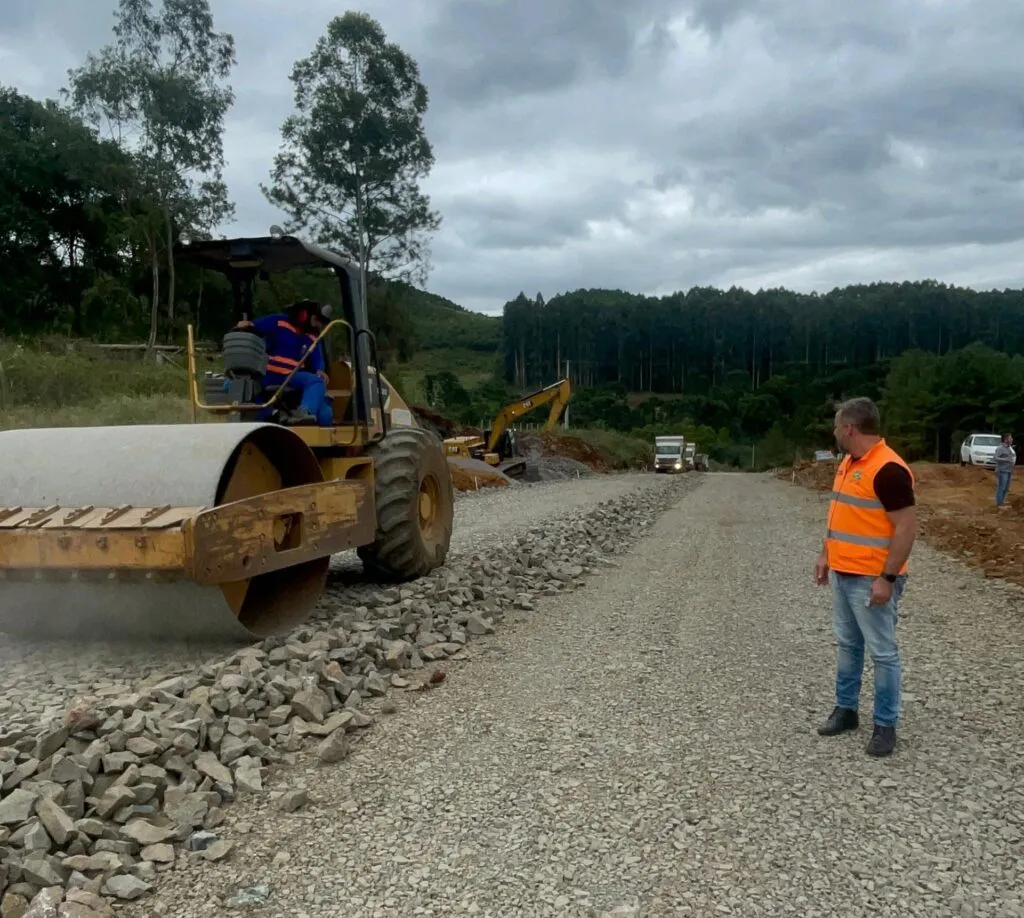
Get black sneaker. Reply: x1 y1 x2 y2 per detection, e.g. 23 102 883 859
866 725 896 757
817 706 859 736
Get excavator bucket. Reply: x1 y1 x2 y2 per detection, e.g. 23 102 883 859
0 423 375 642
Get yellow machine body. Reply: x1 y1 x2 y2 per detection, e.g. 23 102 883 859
0 234 455 644
443 436 500 466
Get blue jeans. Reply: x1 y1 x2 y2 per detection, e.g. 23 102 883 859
830 571 906 727
996 469 1012 506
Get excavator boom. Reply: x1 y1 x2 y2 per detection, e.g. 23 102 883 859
486 378 571 454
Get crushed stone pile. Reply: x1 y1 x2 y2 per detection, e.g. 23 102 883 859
512 432 608 480
519 455 593 482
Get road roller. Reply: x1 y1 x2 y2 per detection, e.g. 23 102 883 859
0 231 454 643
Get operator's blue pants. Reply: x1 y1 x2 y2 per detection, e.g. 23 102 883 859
285 371 333 425
225 372 332 425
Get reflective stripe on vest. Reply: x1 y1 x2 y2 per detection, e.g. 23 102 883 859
825 438 914 577
276 319 316 345
826 528 891 548
267 354 299 376
830 491 883 510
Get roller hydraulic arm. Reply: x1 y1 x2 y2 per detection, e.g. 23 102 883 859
486 378 571 455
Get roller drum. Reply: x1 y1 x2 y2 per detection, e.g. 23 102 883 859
0 423 331 643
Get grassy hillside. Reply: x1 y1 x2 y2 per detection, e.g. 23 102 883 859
393 284 501 353
0 278 505 431
388 284 502 402
0 339 197 429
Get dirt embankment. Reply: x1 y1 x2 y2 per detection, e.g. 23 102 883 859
447 457 515 491
445 433 603 492
783 459 1024 587
518 432 609 472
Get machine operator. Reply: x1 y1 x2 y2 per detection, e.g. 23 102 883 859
235 299 334 426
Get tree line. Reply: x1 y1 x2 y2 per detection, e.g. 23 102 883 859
1 0 440 353
500 285 1024 466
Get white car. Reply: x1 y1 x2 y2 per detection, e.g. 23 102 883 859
960 433 1015 468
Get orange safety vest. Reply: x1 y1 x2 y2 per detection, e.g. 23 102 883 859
266 320 318 377
825 438 915 577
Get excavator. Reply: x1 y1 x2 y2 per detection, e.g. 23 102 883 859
443 377 571 478
0 229 454 643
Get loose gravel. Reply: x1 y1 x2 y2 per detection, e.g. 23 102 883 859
0 471 685 915
0 473 653 733
4 472 1024 917
124 474 1024 918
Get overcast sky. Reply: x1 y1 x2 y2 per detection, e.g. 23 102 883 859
3 0 1024 315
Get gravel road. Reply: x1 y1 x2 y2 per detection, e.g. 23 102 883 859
444 473 651 555
0 475 658 743
117 473 1024 918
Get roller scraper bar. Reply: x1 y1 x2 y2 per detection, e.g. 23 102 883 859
0 479 374 585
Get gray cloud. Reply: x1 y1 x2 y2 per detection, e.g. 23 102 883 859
3 0 1024 314
420 0 679 106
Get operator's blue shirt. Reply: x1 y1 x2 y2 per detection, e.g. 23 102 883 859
251 313 324 384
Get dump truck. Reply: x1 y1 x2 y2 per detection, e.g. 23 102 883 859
684 442 709 471
654 435 687 472
0 230 454 643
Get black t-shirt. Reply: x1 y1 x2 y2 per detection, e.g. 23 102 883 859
873 461 915 512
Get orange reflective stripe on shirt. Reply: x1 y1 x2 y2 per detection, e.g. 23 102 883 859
267 354 301 376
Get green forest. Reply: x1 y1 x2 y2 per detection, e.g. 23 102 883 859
2 0 1022 470
499 285 1024 466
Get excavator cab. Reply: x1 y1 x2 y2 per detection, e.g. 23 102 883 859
489 428 517 461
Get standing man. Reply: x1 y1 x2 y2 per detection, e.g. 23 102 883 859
813 397 917 757
993 433 1015 509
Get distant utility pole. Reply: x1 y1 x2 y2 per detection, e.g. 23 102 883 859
564 360 570 429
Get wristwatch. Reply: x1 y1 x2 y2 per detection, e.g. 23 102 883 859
881 573 897 583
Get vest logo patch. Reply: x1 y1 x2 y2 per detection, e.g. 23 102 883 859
851 471 862 481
